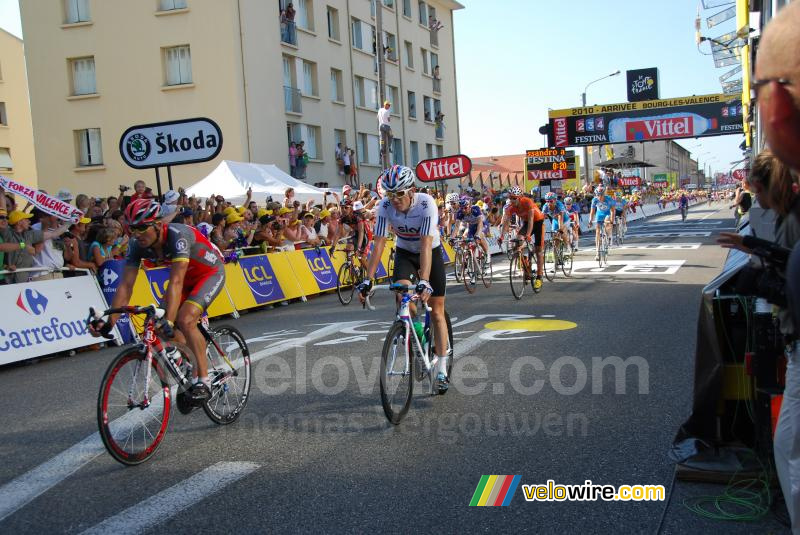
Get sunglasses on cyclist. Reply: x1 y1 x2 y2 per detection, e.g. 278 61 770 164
385 189 410 199
128 223 154 233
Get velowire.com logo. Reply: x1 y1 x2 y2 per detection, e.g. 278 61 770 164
469 475 521 506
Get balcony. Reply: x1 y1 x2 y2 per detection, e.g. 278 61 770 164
281 20 297 46
430 28 438 48
435 125 444 139
284 86 302 114
432 77 441 94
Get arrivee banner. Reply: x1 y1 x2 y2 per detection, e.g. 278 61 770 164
0 276 118 366
547 93 743 148
415 154 472 182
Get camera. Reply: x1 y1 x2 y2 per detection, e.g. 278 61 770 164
119 185 130 192
271 221 283 231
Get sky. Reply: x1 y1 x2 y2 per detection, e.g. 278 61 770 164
0 0 744 176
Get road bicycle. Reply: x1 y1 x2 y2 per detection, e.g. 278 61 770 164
613 216 626 246
681 204 688 222
336 245 366 306
373 284 453 425
543 230 573 281
91 305 251 465
595 222 611 268
457 237 491 293
508 237 537 300
451 238 464 282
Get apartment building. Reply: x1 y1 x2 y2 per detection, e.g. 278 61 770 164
20 0 463 197
0 28 37 191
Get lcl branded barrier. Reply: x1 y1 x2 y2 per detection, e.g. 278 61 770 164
99 239 459 332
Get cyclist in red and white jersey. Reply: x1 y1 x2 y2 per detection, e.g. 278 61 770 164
90 199 225 402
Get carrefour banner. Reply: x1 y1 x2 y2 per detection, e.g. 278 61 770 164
547 93 743 148
98 260 136 344
0 276 116 365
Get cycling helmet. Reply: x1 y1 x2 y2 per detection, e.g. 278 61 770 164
125 198 161 225
508 185 523 197
446 192 460 204
595 185 606 195
564 196 573 205
458 196 469 208
380 165 416 192
544 192 557 201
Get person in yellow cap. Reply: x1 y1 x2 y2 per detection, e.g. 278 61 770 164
0 193 71 283
223 211 255 248
378 99 392 156
316 209 332 245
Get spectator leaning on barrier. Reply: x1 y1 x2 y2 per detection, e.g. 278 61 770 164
62 216 97 275
89 226 121 269
30 209 66 281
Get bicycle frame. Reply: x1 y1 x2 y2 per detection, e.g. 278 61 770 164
393 287 435 381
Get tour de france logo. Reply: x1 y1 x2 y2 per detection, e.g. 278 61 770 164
126 133 151 162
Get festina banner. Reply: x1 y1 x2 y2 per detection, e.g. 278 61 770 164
707 6 736 28
0 175 85 222
547 93 743 148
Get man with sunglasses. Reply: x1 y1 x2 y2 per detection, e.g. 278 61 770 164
90 198 225 404
358 165 450 393
501 185 545 291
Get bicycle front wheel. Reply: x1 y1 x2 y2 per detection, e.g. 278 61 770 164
337 262 356 305
462 253 476 294
509 254 526 300
203 325 251 425
543 241 556 282
453 249 463 282
481 253 493 288
97 348 171 466
380 321 414 424
561 243 573 277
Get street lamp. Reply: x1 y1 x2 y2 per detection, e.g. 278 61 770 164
581 70 621 185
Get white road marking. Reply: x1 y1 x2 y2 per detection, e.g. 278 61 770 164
80 462 259 535
572 260 685 275
0 321 366 523
624 231 711 238
615 243 701 250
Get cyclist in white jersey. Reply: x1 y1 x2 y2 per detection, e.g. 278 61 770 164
358 165 450 391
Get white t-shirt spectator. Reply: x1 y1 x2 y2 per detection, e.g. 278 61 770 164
32 221 65 275
378 107 391 127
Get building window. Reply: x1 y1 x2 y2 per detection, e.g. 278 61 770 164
407 91 416 118
430 51 438 71
357 133 380 165
0 103 7 126
418 1 427 24
69 56 96 95
355 76 378 109
436 144 443 157
351 18 375 53
425 142 433 159
330 68 343 102
383 31 397 62
0 148 11 170
423 96 433 122
296 0 314 31
64 0 90 23
404 41 414 69
334 129 346 154
301 60 317 97
164 45 192 86
402 0 412 18
159 0 187 10
409 141 419 167
75 128 103 166
387 85 399 111
391 138 403 165
303 124 320 159
420 47 429 74
326 6 340 40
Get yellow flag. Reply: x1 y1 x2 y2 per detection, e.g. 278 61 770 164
605 146 614 160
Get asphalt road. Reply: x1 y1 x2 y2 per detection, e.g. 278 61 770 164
0 202 790 534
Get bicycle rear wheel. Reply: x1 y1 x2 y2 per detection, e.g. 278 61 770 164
380 321 414 424
480 251 493 288
98 348 171 466
561 243 573 277
203 326 251 425
337 262 356 305
509 254 526 300
543 241 556 282
600 235 610 267
453 249 463 282
462 252 476 294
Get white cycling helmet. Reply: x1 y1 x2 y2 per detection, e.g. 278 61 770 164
446 192 460 204
380 165 416 192
509 185 523 197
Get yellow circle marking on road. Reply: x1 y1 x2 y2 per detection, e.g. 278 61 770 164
484 319 577 332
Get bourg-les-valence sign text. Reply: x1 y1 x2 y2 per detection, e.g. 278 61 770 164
547 93 743 148
415 154 472 182
119 117 223 169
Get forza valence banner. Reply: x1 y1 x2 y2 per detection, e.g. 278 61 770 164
547 93 743 148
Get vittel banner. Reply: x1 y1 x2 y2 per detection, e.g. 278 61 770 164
119 117 223 169
547 94 743 148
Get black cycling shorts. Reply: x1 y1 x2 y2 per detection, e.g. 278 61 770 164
518 220 545 248
392 246 446 297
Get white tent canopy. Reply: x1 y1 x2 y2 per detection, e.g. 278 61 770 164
186 160 328 204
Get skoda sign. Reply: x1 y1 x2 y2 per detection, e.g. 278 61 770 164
119 117 223 169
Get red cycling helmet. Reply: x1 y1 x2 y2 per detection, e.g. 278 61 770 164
124 198 161 226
